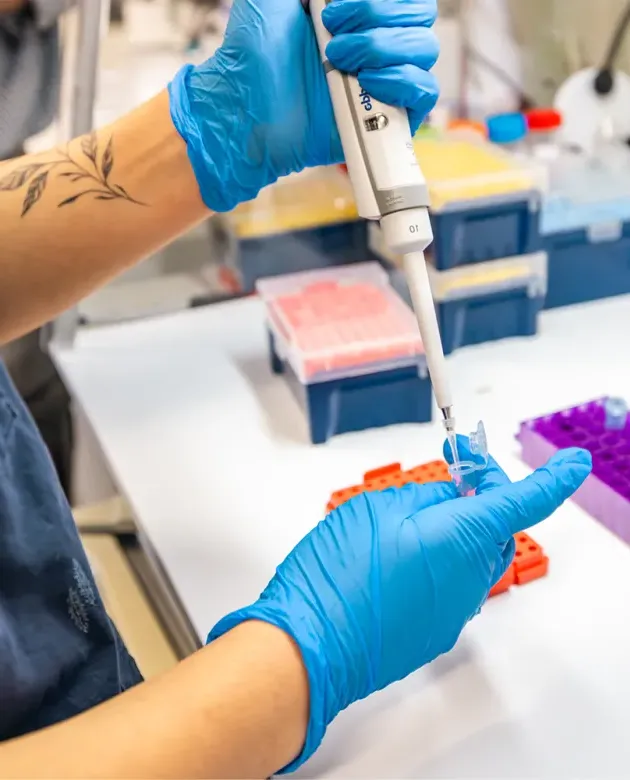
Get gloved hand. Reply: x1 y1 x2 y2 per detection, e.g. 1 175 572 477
208 443 591 772
168 0 439 211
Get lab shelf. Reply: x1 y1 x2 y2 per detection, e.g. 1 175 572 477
326 460 548 597
518 399 630 545
543 225 630 309
269 330 432 443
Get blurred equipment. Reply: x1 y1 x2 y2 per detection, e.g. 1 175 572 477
592 1 630 97
555 66 630 154
507 0 630 112
186 0 224 50
431 0 463 113
0 0 65 157
461 0 523 117
554 2 630 154
486 111 528 149
464 1 630 120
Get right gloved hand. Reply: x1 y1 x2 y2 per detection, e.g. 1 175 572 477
208 444 591 772
168 0 439 212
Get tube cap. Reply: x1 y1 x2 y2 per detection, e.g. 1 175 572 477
604 397 628 430
447 119 487 138
447 421 489 496
486 112 527 145
526 108 562 132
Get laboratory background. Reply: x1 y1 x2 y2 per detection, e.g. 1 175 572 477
3 0 630 775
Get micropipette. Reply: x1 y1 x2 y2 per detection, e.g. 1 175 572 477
309 1 459 461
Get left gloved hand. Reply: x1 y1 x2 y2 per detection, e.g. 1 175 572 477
168 0 439 211
208 443 591 772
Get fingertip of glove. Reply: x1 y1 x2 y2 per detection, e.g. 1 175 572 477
545 447 592 491
514 448 592 520
550 446 592 467
321 1 343 34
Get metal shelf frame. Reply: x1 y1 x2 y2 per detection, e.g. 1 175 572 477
46 0 105 349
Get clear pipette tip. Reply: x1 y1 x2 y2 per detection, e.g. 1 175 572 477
444 417 489 496
441 407 461 474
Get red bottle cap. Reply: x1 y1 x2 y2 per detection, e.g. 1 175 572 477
525 108 562 132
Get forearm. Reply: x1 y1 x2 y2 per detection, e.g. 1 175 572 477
31 0 70 28
0 90 208 344
0 0 24 11
0 622 309 779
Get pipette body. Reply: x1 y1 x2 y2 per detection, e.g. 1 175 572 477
309 1 457 445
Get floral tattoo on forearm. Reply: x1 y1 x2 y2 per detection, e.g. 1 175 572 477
0 132 145 217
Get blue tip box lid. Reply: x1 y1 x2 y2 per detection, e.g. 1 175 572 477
486 112 528 144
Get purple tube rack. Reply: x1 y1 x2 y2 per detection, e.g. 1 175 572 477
517 398 630 543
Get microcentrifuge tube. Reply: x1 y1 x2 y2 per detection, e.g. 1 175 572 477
448 421 489 496
604 397 628 431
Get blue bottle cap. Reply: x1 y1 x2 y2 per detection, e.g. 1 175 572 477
486 112 528 145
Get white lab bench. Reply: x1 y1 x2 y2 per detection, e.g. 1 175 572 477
53 294 630 778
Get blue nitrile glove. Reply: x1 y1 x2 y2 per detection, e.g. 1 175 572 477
168 0 439 211
208 444 591 772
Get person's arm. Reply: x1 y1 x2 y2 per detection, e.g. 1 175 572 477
1 445 587 780
30 0 71 29
0 446 590 779
0 621 309 779
0 0 25 12
0 0 441 346
0 0 67 25
0 91 208 345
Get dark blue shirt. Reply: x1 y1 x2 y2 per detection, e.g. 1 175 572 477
0 360 142 740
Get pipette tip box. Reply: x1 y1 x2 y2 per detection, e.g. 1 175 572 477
430 252 547 354
413 136 545 270
388 252 547 355
517 399 630 543
227 167 369 293
430 197 541 271
543 223 630 309
326 460 548 597
540 149 630 309
236 221 370 293
258 263 432 443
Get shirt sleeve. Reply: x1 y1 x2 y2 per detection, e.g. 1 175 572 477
29 0 71 30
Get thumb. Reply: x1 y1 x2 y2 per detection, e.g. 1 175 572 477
475 448 592 541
